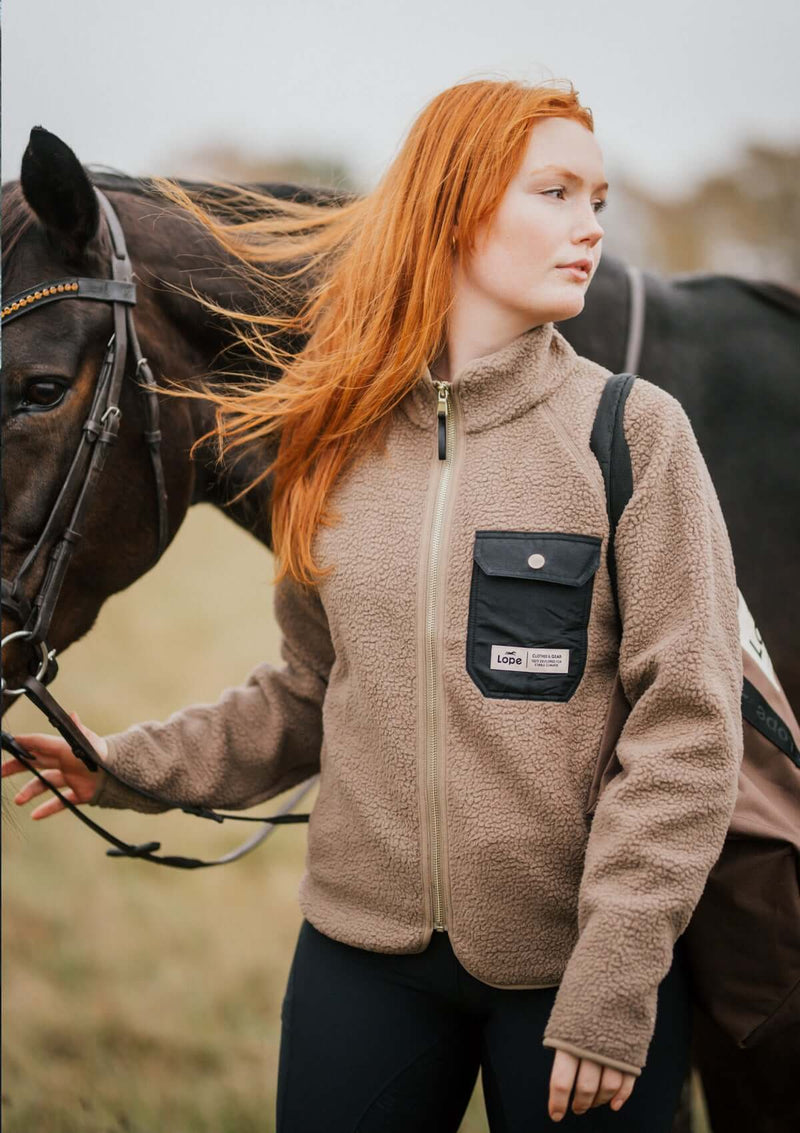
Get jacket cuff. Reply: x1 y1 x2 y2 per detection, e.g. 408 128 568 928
541 1037 642 1078
86 734 173 814
88 769 109 805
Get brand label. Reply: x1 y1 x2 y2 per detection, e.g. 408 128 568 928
490 645 569 674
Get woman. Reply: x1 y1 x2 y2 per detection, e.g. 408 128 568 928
4 78 743 1129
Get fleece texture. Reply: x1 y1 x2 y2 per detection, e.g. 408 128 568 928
89 321 743 1075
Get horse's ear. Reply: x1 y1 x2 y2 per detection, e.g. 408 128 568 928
20 126 100 260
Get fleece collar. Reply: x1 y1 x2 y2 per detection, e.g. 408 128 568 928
399 321 578 433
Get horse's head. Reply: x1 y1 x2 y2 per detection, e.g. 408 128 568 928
2 134 352 710
1 128 203 708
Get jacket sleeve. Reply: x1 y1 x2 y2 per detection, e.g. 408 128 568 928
88 573 335 813
542 379 744 1076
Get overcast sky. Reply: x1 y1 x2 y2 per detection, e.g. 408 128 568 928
3 0 799 201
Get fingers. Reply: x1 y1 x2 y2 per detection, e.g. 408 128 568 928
67 711 107 760
548 1049 578 1122
548 1052 636 1121
13 768 67 806
2 758 32 779
4 713 105 770
4 731 71 766
609 1072 636 1112
590 1065 623 1109
569 1058 602 1116
31 787 77 820
7 766 78 820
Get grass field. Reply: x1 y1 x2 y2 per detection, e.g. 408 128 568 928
2 503 708 1131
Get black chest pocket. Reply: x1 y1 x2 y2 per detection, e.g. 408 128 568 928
466 531 602 701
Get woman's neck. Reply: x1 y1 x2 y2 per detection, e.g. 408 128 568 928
432 275 545 383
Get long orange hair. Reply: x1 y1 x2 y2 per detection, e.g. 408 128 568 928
150 77 594 587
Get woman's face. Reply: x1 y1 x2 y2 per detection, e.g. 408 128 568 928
458 117 608 328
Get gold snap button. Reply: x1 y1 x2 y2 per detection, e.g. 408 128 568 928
527 553 546 569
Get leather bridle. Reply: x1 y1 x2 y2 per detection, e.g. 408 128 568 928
2 187 169 688
1 186 314 867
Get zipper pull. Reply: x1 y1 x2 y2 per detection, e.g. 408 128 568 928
434 381 450 460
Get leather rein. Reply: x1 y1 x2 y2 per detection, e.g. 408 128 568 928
1 186 314 868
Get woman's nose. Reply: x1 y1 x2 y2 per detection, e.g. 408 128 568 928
573 200 604 245
581 211 605 244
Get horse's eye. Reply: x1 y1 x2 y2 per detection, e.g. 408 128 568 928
22 379 67 409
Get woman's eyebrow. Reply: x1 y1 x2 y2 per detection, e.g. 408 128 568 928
530 165 609 192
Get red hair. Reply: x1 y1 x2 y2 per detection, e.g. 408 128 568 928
151 77 594 587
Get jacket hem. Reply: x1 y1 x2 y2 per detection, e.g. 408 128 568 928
541 1037 642 1077
445 920 563 989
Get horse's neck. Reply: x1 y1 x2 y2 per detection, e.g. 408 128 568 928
118 187 301 552
189 404 279 551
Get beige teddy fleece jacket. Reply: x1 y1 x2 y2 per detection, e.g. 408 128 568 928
89 321 743 1076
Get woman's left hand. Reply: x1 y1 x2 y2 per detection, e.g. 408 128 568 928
548 1049 636 1121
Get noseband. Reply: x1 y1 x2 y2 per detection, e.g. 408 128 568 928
2 186 313 866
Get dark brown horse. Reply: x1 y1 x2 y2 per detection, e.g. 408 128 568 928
2 128 342 703
3 126 798 1131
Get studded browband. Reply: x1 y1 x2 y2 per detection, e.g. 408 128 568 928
2 277 136 323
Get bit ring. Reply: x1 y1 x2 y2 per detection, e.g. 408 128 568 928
1 630 50 696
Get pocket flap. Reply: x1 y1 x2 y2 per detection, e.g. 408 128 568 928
473 531 602 587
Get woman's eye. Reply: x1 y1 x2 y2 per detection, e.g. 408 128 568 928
21 379 68 409
543 188 608 214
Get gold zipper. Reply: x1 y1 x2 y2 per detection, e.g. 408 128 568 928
425 378 457 930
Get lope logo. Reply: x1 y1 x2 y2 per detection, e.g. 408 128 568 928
490 645 527 670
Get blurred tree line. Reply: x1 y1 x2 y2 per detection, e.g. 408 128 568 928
603 140 800 288
158 140 359 196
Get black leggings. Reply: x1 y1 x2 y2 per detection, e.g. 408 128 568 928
276 918 692 1132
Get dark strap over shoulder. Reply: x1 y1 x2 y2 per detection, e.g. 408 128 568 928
589 373 637 624
590 373 798 773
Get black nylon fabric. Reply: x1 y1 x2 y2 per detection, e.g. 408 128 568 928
466 531 601 701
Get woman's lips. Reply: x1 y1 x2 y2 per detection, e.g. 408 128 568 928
557 265 590 281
